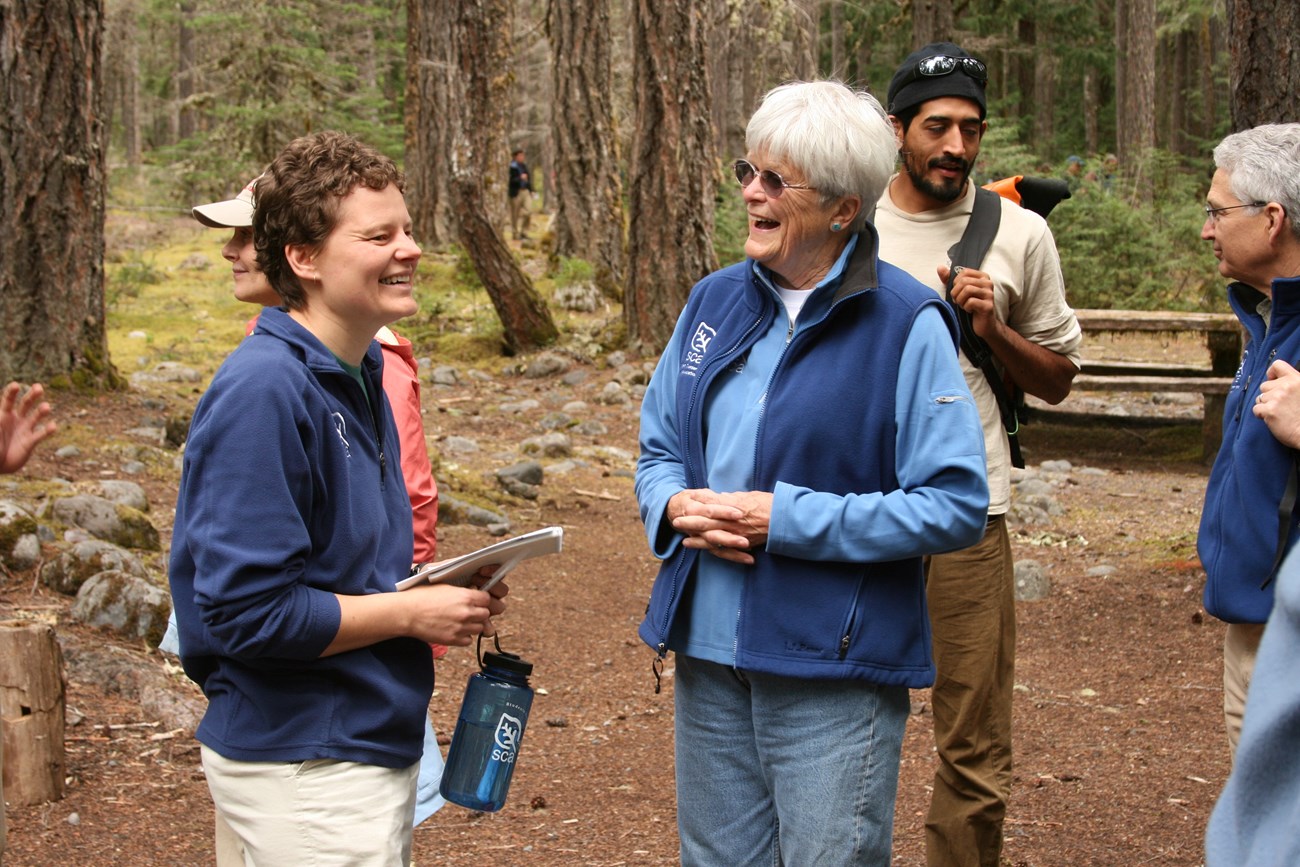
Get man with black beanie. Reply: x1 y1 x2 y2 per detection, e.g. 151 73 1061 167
873 42 1083 867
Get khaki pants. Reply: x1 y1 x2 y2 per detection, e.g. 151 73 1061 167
203 745 418 866
924 515 1015 867
509 190 532 238
1223 621 1266 759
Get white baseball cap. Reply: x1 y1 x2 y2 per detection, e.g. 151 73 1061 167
191 175 259 228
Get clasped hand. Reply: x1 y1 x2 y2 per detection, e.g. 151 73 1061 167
668 488 772 565
939 264 998 339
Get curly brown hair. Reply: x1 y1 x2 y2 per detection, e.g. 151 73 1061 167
253 131 405 310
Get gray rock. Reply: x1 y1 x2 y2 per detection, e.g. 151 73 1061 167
1039 459 1073 474
561 370 589 387
499 399 541 414
596 381 629 405
1014 559 1051 601
555 283 601 312
614 363 650 386
575 420 609 437
438 494 509 529
124 423 165 444
586 445 636 465
1086 565 1118 577
48 494 161 551
96 480 150 512
499 478 540 499
41 539 149 595
431 365 460 386
467 369 494 383
1015 478 1055 497
562 400 589 414
497 460 544 487
546 460 581 475
0 499 40 571
521 432 572 458
121 461 147 475
539 411 574 431
55 445 81 459
10 533 41 570
606 351 627 368
443 435 480 455
71 570 171 644
524 352 572 378
130 362 202 385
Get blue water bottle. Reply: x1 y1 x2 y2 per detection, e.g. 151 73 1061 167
440 650 534 812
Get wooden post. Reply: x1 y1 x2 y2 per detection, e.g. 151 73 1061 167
0 621 66 807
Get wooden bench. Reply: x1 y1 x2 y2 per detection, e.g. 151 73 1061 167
1053 309 1243 460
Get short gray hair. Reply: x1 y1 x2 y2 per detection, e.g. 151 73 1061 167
745 81 896 232
1213 123 1300 241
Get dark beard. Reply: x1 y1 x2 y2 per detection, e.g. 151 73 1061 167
901 149 971 204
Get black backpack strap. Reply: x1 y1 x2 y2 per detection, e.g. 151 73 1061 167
946 187 1025 468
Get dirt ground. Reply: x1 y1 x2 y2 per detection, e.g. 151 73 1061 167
1 355 1228 867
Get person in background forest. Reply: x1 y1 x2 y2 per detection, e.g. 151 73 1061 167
508 148 533 240
1196 122 1300 759
872 41 1082 867
0 381 57 473
169 131 506 865
636 80 988 866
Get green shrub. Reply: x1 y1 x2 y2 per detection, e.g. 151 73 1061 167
554 256 595 287
1051 151 1223 311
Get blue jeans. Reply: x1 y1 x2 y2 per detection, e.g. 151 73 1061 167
673 654 909 866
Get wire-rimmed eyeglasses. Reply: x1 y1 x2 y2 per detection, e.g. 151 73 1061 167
1203 201 1266 223
733 159 815 197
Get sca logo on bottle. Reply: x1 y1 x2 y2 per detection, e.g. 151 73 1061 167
492 713 523 763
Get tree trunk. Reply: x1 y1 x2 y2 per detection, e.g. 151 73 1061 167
546 0 627 299
0 621 66 807
1115 0 1156 195
404 0 455 247
1032 23 1055 149
829 0 845 79
440 0 557 353
453 175 558 354
1016 18 1035 144
1225 0 1300 130
176 1 194 141
912 0 953 48
1083 67 1099 156
626 0 717 354
454 0 512 230
0 0 120 387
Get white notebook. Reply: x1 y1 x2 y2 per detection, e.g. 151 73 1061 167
396 526 564 592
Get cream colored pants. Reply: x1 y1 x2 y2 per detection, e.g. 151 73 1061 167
203 745 418 866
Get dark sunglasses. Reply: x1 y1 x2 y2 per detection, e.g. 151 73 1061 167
918 55 987 81
733 159 815 197
895 54 988 93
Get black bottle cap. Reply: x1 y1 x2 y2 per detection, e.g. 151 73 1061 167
483 650 533 677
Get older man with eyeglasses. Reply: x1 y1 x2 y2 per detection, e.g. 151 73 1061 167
872 42 1082 867
1197 123 1300 770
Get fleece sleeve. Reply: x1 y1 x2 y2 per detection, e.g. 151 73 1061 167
766 305 989 562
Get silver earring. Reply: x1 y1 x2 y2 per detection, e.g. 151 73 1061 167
832 222 842 232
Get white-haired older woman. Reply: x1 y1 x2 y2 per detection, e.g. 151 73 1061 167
635 80 989 865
